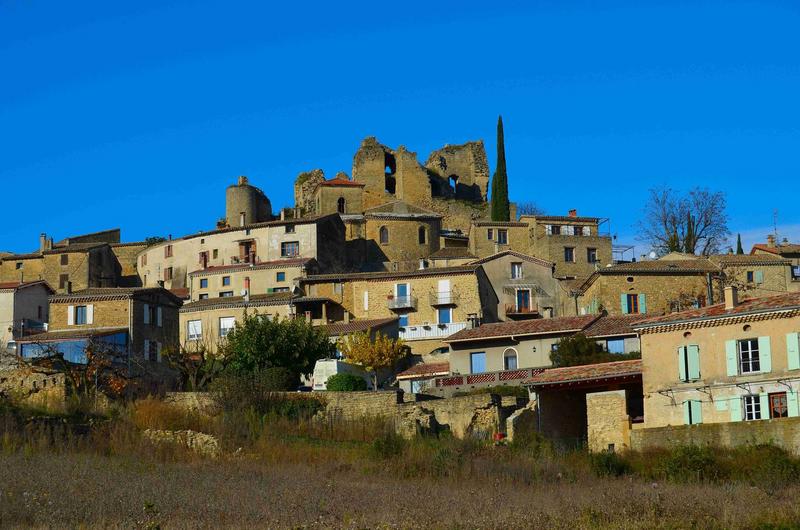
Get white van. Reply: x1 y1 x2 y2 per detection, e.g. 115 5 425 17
312 359 372 391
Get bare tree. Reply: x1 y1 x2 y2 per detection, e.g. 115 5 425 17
516 201 545 218
638 187 729 255
163 335 226 391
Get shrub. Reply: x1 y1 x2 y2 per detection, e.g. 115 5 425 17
653 445 721 482
210 373 323 419
370 429 405 460
259 367 299 391
454 385 528 398
325 373 368 391
589 450 630 477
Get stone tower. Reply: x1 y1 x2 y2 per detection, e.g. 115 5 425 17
225 176 272 228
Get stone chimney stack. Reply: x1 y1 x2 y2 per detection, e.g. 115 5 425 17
39 233 51 252
724 286 739 310
568 209 577 218
767 234 776 248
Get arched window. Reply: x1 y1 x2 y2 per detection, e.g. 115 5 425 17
503 348 518 370
448 174 459 193
418 226 427 245
337 197 346 214
379 226 389 245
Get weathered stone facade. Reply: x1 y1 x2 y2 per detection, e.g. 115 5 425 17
524 214 613 279
586 390 631 452
469 222 530 259
225 176 272 228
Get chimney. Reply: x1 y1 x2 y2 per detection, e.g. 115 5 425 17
724 286 738 310
39 233 50 252
238 175 248 186
767 234 776 248
244 276 250 302
280 209 286 221
568 209 577 218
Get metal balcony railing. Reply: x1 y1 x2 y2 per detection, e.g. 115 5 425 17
505 304 539 315
429 291 459 305
399 321 467 341
387 295 417 310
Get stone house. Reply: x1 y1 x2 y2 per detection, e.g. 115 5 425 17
470 250 568 321
468 221 529 259
312 174 365 215
187 257 316 302
710 253 798 298
300 265 487 355
522 211 613 280
0 280 53 350
137 214 346 290
633 288 800 428
362 201 442 268
751 235 800 282
110 241 148 287
18 287 182 364
428 247 477 268
577 255 721 317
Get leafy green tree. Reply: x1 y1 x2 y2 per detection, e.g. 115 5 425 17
549 333 640 368
736 233 744 255
221 313 335 379
490 115 510 222
326 373 368 391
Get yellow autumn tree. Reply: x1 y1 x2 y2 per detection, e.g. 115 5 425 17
337 331 407 391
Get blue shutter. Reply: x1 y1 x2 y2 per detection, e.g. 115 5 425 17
638 293 647 314
690 400 702 424
758 336 771 373
682 401 691 425
788 391 799 417
677 347 687 382
759 393 770 419
730 397 743 422
687 344 701 380
620 294 629 314
725 340 738 377
754 270 764 284
788 333 800 370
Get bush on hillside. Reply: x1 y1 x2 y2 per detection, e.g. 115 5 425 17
325 373 368 391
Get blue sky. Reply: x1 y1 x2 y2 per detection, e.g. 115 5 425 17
1 0 798 255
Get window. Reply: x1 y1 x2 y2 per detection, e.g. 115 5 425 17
683 400 702 425
199 278 208 289
212 249 218 259
198 293 209 300
285 224 295 234
219 317 236 338
141 254 147 266
147 304 158 326
625 293 640 314
678 345 701 381
770 392 788 419
550 225 561 235
222 276 231 286
281 241 300 257
587 248 598 263
15 262 23 270
607 339 625 354
164 245 173 258
75 305 88 325
379 227 389 245
551 343 559 352
398 314 409 327
503 348 518 370
187 320 202 341
511 263 523 279
470 352 486 374
739 338 760 373
276 271 286 282
487 229 494 241
60 254 68 265
333 282 343 295
573 226 583 236
146 340 158 362
59 274 69 289
743 395 762 421
582 226 591 236
273 287 290 293
497 229 508 245
746 271 754 283
337 197 346 214
418 226 427 245
199 251 209 267
562 225 575 236
437 307 452 325
220 291 234 297
564 247 575 262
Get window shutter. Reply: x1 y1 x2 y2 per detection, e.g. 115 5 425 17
754 270 764 284
788 391 799 417
620 294 628 314
682 401 691 425
638 293 647 314
157 307 163 327
67 305 75 326
156 342 162 363
363 291 369 311
690 400 702 424
143 303 150 325
86 304 94 325
758 336 771 373
143 339 150 361
687 344 701 380
730 397 743 422
714 399 728 412
725 340 738 376
788 333 800 370
677 346 688 382
759 393 769 419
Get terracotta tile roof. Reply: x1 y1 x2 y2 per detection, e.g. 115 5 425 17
751 243 800 256
429 248 477 260
0 252 42 261
0 280 54 293
446 314 600 343
53 228 120 246
180 291 295 312
709 254 790 266
318 177 365 187
322 317 399 336
396 361 450 380
472 221 529 227
583 314 648 338
42 242 109 254
597 259 720 274
188 257 313 276
634 291 800 328
524 215 601 223
524 359 642 387
301 265 478 283
469 250 554 268
364 201 441 219
51 287 183 305
19 327 129 343
169 288 190 300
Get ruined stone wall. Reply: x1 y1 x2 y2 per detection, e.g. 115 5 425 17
294 169 325 215
586 390 631 452
424 141 489 202
352 137 396 210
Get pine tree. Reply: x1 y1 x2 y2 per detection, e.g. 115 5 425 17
490 115 511 222
736 233 744 254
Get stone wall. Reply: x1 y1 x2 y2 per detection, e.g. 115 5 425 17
469 223 530 259
631 417 800 454
111 243 147 287
0 256 44 284
294 169 325 214
363 217 441 265
586 390 631 452
424 141 489 202
0 367 66 408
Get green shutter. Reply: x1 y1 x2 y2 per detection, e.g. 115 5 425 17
687 344 701 380
678 346 687 382
690 400 702 424
788 391 799 417
730 397 743 422
683 401 691 425
620 294 628 314
787 333 800 370
725 340 738 377
759 393 770 420
638 293 647 314
714 398 728 412
754 270 764 284
758 336 772 373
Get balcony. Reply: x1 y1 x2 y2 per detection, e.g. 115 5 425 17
399 321 467 341
505 304 539 317
429 291 460 306
387 295 417 310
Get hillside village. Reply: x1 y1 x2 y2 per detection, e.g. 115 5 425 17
3 130 800 452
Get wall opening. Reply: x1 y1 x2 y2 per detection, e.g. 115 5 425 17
385 153 397 195
448 174 459 194
379 226 389 245
337 197 346 214
418 226 427 245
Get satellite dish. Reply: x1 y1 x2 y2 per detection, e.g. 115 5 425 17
649 251 657 259
240 289 248 296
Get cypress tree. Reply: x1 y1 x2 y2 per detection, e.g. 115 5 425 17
736 233 744 254
490 115 511 222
